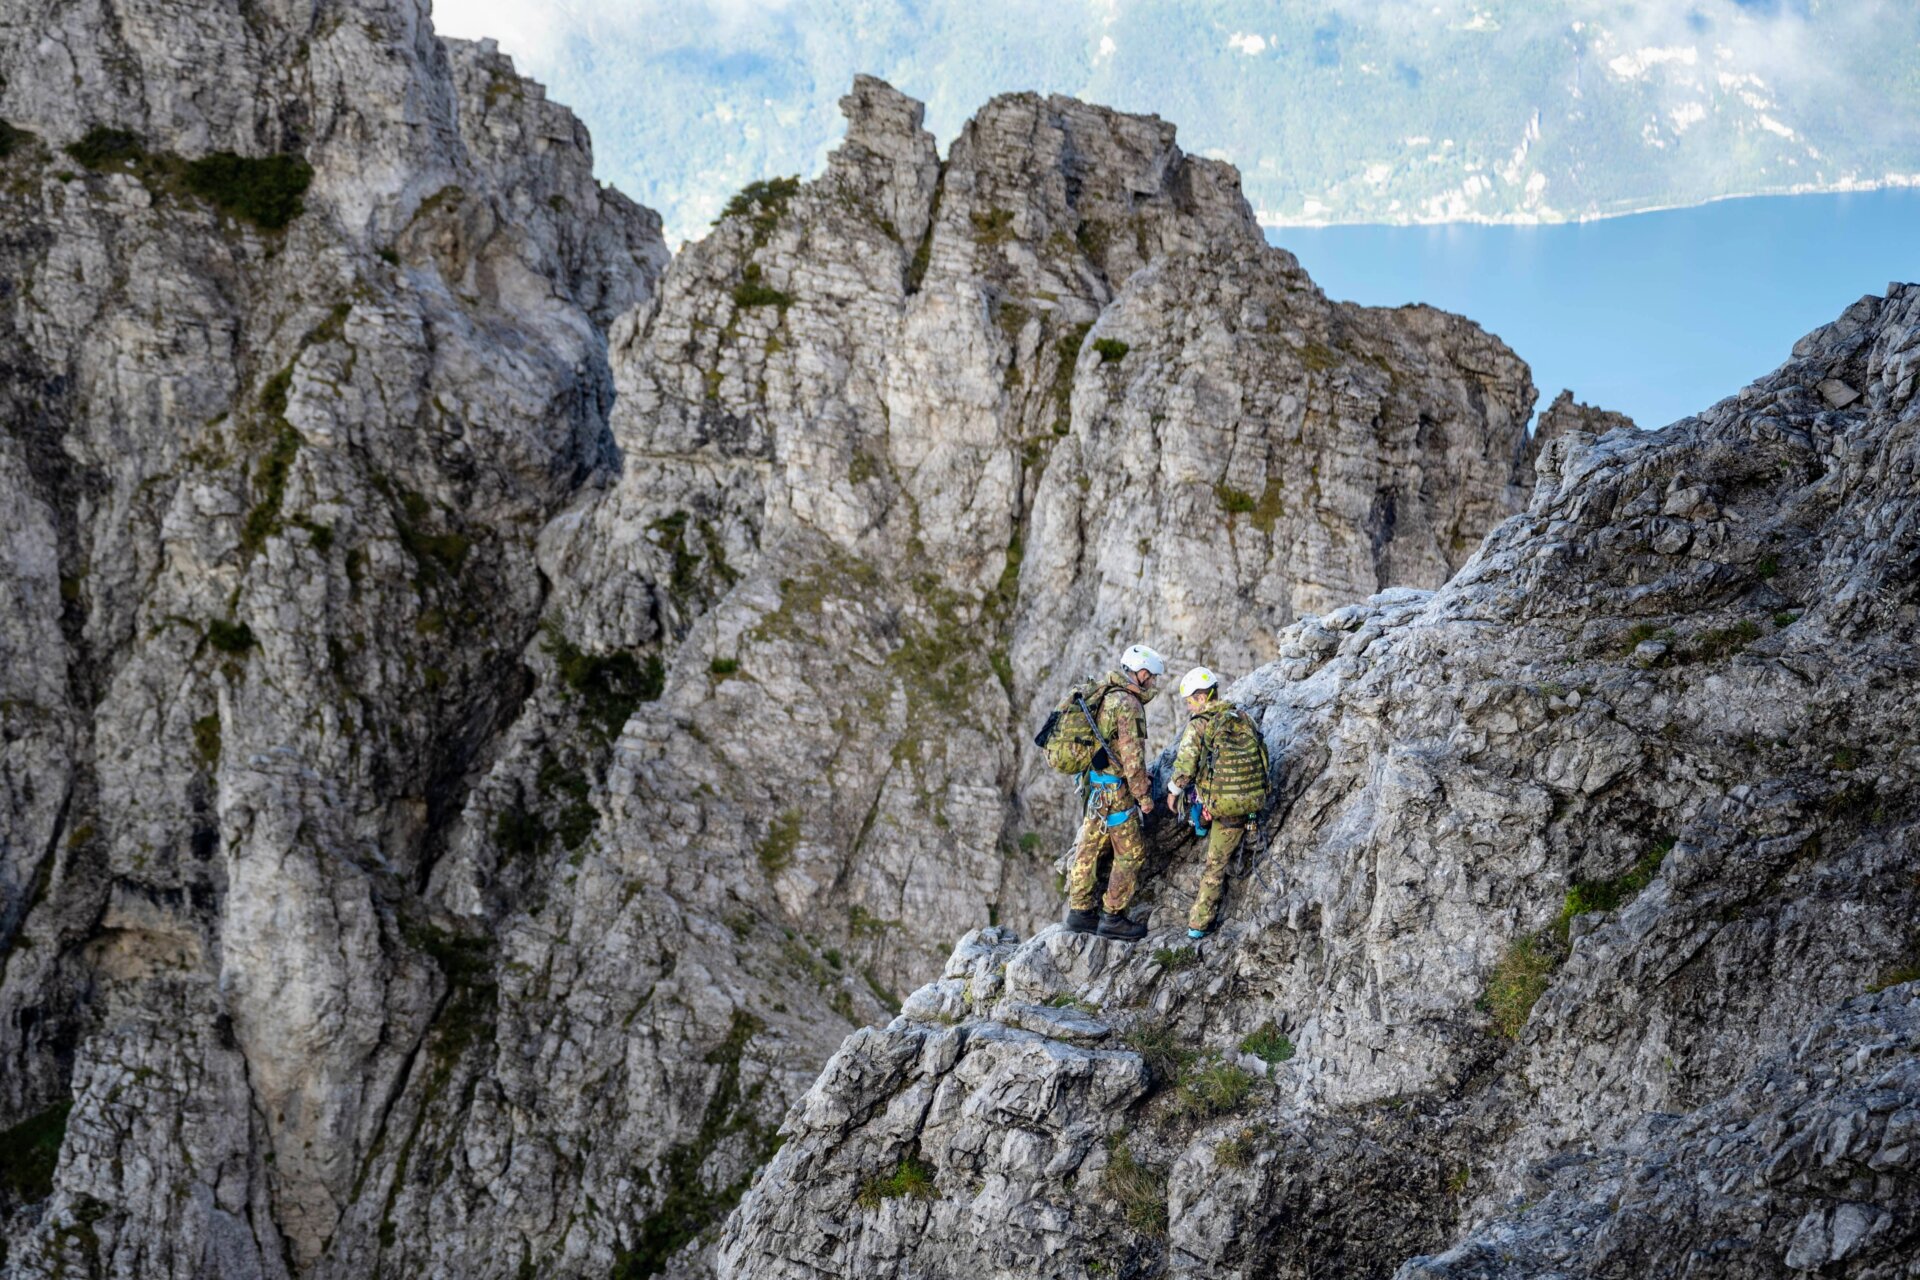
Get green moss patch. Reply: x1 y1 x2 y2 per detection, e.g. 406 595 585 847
65 126 144 171
192 714 222 767
181 152 313 230
205 618 256 654
969 206 1015 245
0 119 31 160
1049 322 1092 435
0 1100 73 1202
1091 337 1130 363
239 425 300 554
545 628 664 738
64 128 311 230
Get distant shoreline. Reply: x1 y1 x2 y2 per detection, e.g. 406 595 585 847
1256 173 1920 231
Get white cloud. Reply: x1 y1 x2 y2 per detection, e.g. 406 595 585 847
1607 45 1699 79
1669 101 1707 133
1228 32 1267 56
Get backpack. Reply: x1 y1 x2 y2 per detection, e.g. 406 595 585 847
1033 678 1122 774
1199 706 1269 818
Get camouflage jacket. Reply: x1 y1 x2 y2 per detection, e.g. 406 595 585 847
1094 670 1152 803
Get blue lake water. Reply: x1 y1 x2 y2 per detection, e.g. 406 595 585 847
1270 187 1920 431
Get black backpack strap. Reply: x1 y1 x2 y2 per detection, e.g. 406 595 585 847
1074 687 1116 761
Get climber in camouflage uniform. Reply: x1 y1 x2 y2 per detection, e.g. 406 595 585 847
1062 643 1165 941
1168 666 1269 939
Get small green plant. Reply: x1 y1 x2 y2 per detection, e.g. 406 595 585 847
1446 1166 1471 1194
854 1151 937 1206
1485 935 1556 1038
1621 621 1677 654
1774 610 1800 627
1831 747 1859 771
0 119 29 159
1867 962 1920 993
1754 555 1779 580
1046 992 1099 1013
715 175 800 245
493 804 549 861
1091 337 1130 363
1171 1056 1257 1121
192 714 222 767
1215 483 1256 515
66 126 145 170
239 425 299 553
757 809 801 875
732 262 794 310
1101 1139 1167 1235
1239 1021 1295 1066
1121 1020 1196 1085
0 1101 73 1201
709 656 740 677
1555 838 1674 940
180 152 313 230
545 628 664 735
1018 831 1044 852
205 618 256 654
1213 1124 1266 1170
1049 322 1091 434
969 206 1016 245
1692 618 1762 661
1151 946 1198 972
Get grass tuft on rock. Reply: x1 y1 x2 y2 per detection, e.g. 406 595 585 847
1091 337 1130 363
757 809 801 875
1101 1138 1167 1236
1554 838 1674 942
1239 1021 1295 1065
1171 1055 1257 1122
1121 1020 1196 1087
855 1152 937 1208
1485 934 1556 1038
1151 945 1198 972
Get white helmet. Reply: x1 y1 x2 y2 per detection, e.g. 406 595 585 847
1120 643 1166 677
1178 666 1219 698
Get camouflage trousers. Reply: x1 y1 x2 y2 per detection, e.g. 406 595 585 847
1066 780 1146 915
1188 818 1247 930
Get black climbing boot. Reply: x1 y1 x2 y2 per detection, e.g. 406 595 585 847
1064 907 1099 934
1097 911 1147 942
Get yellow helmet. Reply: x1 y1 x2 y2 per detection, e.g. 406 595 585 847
1179 666 1219 698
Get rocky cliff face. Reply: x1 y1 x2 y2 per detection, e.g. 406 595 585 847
0 2 1701 1278
719 288 1920 1278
